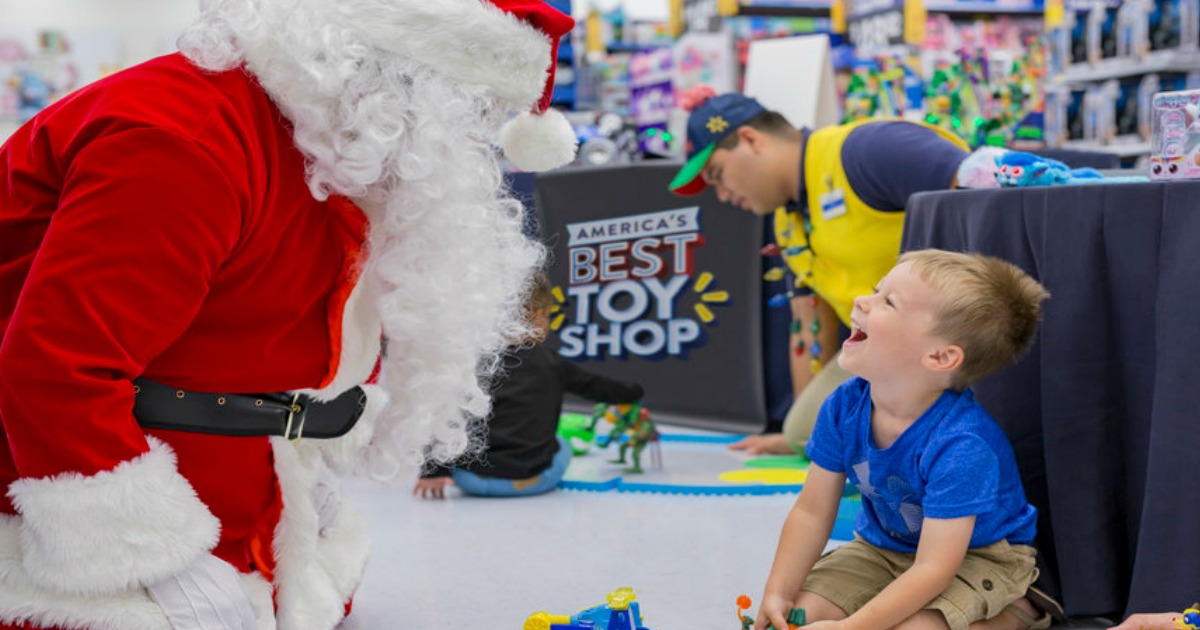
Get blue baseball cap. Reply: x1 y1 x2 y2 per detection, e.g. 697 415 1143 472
668 93 767 196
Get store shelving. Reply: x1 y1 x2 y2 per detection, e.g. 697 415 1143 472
1064 134 1152 156
1056 48 1200 85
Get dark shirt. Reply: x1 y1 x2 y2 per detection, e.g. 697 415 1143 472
791 121 967 215
422 343 644 479
839 121 968 211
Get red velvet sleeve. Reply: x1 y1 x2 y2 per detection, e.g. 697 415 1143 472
0 126 244 480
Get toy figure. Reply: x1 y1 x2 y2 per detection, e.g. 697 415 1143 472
1115 0 1153 59
591 402 660 474
736 594 806 629
995 151 1147 186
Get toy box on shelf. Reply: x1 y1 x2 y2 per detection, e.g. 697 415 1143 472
629 47 677 154
1047 0 1200 160
1148 88 1200 179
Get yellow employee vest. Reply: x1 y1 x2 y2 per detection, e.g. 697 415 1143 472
773 119 969 326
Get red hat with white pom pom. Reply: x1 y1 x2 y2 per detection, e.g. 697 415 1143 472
367 0 577 171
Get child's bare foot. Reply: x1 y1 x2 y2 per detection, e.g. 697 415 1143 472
727 433 795 455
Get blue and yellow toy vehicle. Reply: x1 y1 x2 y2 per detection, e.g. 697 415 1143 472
524 587 650 630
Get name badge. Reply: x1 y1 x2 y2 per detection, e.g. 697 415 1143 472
819 189 847 221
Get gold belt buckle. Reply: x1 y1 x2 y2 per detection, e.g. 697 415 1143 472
283 392 305 442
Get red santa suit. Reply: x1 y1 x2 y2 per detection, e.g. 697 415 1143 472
0 53 380 629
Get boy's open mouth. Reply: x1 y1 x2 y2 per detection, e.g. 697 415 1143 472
848 327 868 343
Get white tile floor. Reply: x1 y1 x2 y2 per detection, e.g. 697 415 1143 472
339 476 806 628
336 427 1114 630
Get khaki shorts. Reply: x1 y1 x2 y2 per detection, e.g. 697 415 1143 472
802 537 1039 630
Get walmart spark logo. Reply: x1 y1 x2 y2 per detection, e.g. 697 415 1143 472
691 271 730 323
706 116 729 134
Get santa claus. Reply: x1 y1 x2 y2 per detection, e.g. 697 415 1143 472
0 0 575 628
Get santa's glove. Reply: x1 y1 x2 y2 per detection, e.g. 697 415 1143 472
147 554 256 630
312 466 342 537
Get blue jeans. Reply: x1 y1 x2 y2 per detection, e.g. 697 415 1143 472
451 436 572 497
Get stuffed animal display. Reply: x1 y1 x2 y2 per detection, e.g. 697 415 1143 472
994 151 1148 186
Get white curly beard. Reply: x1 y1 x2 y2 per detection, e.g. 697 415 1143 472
179 0 545 480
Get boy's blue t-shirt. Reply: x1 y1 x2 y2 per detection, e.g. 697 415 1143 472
806 377 1037 553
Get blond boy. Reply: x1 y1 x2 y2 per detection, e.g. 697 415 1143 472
755 249 1057 630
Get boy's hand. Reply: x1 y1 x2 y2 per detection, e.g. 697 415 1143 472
754 594 794 630
729 433 794 455
1107 612 1180 630
412 477 453 500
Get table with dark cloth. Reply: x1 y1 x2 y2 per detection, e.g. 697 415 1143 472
902 182 1200 620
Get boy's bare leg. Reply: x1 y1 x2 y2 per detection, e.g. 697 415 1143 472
891 609 952 630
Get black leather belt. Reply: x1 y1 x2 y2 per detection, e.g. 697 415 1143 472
132 378 368 440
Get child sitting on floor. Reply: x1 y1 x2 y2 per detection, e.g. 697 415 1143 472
413 271 644 499
755 249 1061 630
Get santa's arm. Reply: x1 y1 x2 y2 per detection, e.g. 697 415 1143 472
0 127 242 595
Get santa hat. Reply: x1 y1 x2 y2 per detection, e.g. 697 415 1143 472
349 0 577 171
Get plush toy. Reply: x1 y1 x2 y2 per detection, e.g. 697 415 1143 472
994 151 1148 186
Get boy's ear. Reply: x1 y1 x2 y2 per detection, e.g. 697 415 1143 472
924 344 964 373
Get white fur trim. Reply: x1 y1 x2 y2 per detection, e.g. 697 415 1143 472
0 515 281 630
7 437 219 597
271 438 369 630
313 499 368 600
0 514 171 629
342 0 551 108
297 274 382 402
500 108 578 172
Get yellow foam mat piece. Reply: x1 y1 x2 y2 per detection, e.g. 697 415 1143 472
718 468 808 485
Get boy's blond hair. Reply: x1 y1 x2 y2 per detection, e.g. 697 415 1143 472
526 271 555 313
899 249 1049 391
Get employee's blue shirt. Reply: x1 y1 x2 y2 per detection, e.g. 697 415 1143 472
794 121 968 214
